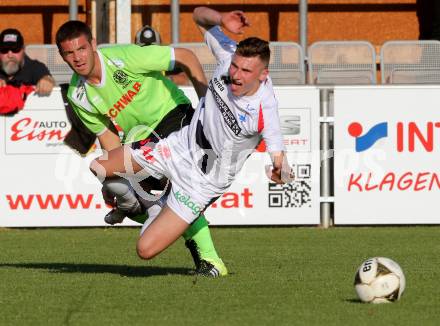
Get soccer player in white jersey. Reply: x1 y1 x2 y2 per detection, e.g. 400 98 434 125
90 6 293 276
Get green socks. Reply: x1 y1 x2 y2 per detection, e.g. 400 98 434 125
131 207 221 262
128 212 147 224
182 214 221 261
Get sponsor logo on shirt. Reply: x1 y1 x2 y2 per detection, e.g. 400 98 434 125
208 78 241 136
108 58 125 69
74 80 86 102
214 76 225 91
245 104 256 112
107 82 142 119
174 190 203 216
113 70 131 88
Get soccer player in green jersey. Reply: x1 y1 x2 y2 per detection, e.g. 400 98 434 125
55 21 227 277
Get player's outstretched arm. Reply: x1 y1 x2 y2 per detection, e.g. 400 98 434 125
174 48 207 99
193 6 250 36
267 151 295 184
98 129 121 152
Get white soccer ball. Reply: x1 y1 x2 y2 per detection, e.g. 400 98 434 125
354 257 406 304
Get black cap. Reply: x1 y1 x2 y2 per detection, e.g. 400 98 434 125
135 25 161 46
0 29 24 51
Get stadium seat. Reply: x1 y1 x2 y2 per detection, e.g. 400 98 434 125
268 42 305 85
170 42 221 82
171 42 306 85
380 40 440 84
308 41 377 85
25 44 73 85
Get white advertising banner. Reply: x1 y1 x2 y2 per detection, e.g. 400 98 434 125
334 86 440 224
0 86 320 227
0 89 139 227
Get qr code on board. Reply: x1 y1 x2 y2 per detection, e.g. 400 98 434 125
268 164 312 208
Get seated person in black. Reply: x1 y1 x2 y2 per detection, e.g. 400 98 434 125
135 25 189 86
0 28 54 95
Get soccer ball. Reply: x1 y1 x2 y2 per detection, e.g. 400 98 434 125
354 257 406 304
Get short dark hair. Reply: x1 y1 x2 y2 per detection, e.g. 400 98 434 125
56 21 92 52
235 37 270 68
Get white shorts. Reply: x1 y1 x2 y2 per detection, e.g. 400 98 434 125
130 126 221 224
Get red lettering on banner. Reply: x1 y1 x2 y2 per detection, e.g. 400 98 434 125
365 173 378 191
397 172 413 190
348 173 363 192
35 194 64 209
10 118 67 141
397 122 404 152
255 138 310 151
6 194 96 210
210 187 254 208
430 173 440 190
379 173 395 191
409 122 433 152
414 172 430 191
6 194 34 209
347 172 440 192
284 139 308 146
64 194 94 209
397 122 440 152
242 188 253 208
221 192 239 208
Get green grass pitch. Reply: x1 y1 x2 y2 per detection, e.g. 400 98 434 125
0 226 439 325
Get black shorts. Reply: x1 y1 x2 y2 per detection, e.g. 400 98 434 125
130 103 193 150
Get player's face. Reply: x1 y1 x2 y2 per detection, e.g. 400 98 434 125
59 34 96 78
228 54 268 97
0 47 25 76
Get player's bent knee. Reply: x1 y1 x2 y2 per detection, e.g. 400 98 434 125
136 242 157 260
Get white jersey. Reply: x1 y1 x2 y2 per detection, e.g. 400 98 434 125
131 26 285 223
186 26 285 189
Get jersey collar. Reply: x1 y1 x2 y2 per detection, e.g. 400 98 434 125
84 50 106 88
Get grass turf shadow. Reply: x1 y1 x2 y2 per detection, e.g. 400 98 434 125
0 262 192 277
344 298 364 304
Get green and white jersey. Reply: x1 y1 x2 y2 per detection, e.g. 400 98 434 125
67 44 191 143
